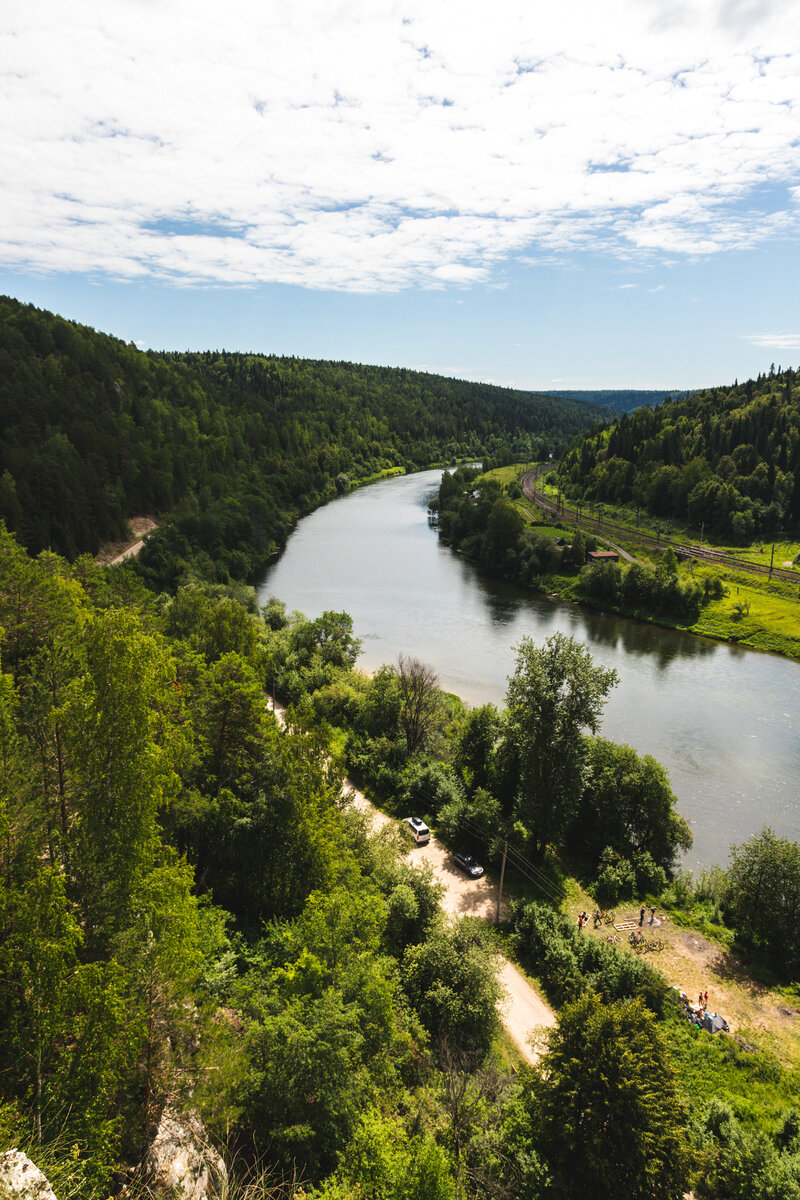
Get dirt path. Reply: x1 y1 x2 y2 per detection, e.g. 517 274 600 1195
95 516 158 566
344 781 555 1062
269 700 554 1061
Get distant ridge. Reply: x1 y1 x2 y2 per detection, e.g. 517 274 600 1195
542 389 692 413
557 368 800 540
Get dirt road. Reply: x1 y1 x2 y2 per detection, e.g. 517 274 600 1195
95 517 158 566
344 782 555 1062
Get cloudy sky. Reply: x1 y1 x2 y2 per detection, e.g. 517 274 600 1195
3 0 800 388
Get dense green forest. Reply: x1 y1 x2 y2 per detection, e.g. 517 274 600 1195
557 368 800 540
1 532 798 1200
0 296 608 586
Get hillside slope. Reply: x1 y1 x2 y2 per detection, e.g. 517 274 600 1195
558 370 800 540
0 296 608 583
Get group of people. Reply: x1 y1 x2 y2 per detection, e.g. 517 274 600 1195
675 986 715 1023
639 904 657 926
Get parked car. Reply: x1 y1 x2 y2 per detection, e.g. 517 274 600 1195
453 851 484 878
401 816 430 845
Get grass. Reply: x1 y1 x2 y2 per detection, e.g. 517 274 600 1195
688 570 800 658
663 1005 800 1131
352 466 405 488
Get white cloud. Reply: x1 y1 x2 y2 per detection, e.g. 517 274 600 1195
2 0 800 290
741 332 800 349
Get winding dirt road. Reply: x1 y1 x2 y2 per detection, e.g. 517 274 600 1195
343 781 555 1062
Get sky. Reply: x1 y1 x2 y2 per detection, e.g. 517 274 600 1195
3 0 800 390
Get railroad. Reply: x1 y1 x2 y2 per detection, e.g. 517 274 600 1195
520 467 799 584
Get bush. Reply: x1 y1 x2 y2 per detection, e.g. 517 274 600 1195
510 900 667 1014
594 847 636 906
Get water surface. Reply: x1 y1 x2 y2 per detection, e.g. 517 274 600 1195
259 470 800 868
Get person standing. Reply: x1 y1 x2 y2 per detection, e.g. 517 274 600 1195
649 906 656 925
640 904 646 926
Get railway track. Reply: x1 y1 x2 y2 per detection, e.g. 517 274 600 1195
520 467 799 584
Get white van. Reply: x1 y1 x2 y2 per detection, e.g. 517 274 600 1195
401 816 430 845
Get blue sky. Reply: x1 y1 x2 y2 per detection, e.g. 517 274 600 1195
3 0 800 391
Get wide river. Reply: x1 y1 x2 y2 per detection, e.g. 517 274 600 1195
259 469 800 869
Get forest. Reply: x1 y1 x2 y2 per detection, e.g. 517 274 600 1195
2 296 800 1199
557 368 800 541
1 527 799 1200
544 388 690 413
0 296 608 587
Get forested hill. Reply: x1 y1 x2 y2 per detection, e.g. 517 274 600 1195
558 369 800 541
0 295 608 584
544 388 690 413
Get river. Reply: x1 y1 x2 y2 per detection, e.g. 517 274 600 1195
258 469 800 869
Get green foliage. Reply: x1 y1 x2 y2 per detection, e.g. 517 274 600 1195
662 1009 799 1135
314 1109 455 1200
559 369 800 540
243 986 375 1178
400 759 463 822
64 608 182 946
402 919 502 1063
525 992 691 1200
511 899 666 1012
570 737 693 875
577 558 704 622
695 1099 800 1199
725 827 800 977
503 634 617 858
0 296 606 582
437 786 502 857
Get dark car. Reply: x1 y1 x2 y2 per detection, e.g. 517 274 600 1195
453 851 484 878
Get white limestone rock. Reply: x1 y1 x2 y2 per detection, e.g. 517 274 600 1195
142 1107 227 1200
0 1151 58 1200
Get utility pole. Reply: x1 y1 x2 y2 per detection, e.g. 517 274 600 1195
496 841 508 925
700 521 704 546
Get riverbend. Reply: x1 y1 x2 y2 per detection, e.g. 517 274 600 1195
259 468 800 871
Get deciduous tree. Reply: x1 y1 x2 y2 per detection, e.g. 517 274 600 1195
397 655 440 756
504 634 617 859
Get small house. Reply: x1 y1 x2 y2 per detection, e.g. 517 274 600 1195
587 550 619 564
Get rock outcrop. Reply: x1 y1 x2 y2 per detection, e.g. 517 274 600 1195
0 1151 58 1200
141 1106 227 1200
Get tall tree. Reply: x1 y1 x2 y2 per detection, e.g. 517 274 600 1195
573 737 693 870
725 827 800 977
397 655 440 756
65 609 182 946
524 992 690 1200
504 634 617 859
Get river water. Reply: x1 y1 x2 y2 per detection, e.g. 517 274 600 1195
258 469 800 869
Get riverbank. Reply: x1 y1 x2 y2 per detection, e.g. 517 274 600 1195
475 464 800 660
